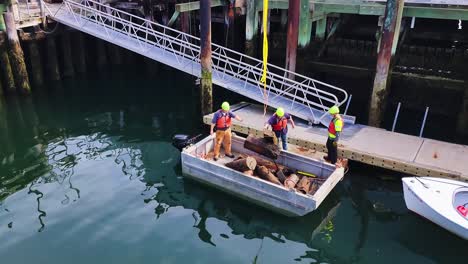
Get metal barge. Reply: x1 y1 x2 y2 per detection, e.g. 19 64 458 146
180 134 345 217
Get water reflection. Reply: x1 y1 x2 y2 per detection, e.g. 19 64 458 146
1 68 467 264
27 182 46 232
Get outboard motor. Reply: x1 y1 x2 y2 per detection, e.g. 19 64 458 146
172 134 203 151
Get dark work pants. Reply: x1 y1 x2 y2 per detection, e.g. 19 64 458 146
326 138 338 164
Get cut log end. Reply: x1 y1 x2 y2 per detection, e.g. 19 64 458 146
226 156 257 172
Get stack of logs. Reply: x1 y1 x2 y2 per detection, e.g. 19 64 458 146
225 154 325 196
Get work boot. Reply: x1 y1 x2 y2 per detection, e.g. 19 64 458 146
225 153 235 158
323 156 330 162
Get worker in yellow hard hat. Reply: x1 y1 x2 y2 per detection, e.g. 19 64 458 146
210 101 243 161
324 106 343 165
264 107 295 150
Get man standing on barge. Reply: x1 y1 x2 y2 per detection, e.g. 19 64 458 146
210 101 243 161
264 107 295 151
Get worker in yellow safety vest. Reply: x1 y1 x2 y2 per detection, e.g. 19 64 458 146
324 106 343 165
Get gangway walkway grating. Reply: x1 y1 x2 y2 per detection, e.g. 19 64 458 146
43 0 356 126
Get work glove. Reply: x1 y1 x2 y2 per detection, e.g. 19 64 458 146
333 141 338 147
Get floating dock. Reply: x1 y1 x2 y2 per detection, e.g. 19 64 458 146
204 103 468 182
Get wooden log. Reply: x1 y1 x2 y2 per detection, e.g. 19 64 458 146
0 34 16 94
276 169 286 184
284 173 299 189
244 134 280 160
243 170 254 176
237 153 282 172
255 165 281 185
308 179 320 195
3 12 31 94
296 176 311 194
225 157 257 172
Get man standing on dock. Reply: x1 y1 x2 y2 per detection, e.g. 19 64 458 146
211 101 243 161
325 106 343 165
264 107 295 151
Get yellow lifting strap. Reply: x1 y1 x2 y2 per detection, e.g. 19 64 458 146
260 0 269 117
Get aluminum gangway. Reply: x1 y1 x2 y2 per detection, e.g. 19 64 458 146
43 0 356 126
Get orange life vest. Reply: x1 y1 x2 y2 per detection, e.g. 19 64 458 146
328 117 343 138
216 110 232 129
271 114 288 131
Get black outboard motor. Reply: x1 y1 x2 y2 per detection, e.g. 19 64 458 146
172 134 203 151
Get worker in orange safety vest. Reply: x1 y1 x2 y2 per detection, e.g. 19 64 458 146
210 101 243 161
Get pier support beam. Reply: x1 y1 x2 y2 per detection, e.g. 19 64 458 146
315 16 327 41
27 40 44 87
368 0 404 127
61 30 75 78
3 12 31 95
285 0 300 79
298 0 312 48
74 32 87 73
0 33 15 94
46 36 61 81
200 0 213 115
245 0 258 57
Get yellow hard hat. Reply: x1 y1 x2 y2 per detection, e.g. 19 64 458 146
221 102 230 111
276 107 285 117
328 106 340 115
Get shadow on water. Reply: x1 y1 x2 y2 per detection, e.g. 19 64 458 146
0 66 467 264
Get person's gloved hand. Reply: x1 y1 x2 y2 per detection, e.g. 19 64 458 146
333 141 338 147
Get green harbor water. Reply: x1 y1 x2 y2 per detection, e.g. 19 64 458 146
0 66 466 264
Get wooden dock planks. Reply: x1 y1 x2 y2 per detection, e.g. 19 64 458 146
204 103 468 182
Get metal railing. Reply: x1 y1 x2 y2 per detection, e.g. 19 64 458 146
13 0 42 22
44 0 350 123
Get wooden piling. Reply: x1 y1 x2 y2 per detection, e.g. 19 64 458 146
61 30 75 78
245 0 258 57
27 40 44 87
315 16 327 41
285 0 300 79
180 11 189 33
368 0 404 127
145 57 159 77
108 43 123 65
200 0 213 115
3 12 31 95
46 36 61 81
96 39 108 69
298 0 312 48
280 10 287 30
74 32 87 73
0 32 16 94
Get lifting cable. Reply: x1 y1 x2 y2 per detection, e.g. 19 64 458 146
260 0 269 117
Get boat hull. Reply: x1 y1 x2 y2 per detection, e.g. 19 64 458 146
402 177 468 240
181 135 344 217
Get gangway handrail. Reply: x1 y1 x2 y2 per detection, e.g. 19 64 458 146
44 0 351 123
